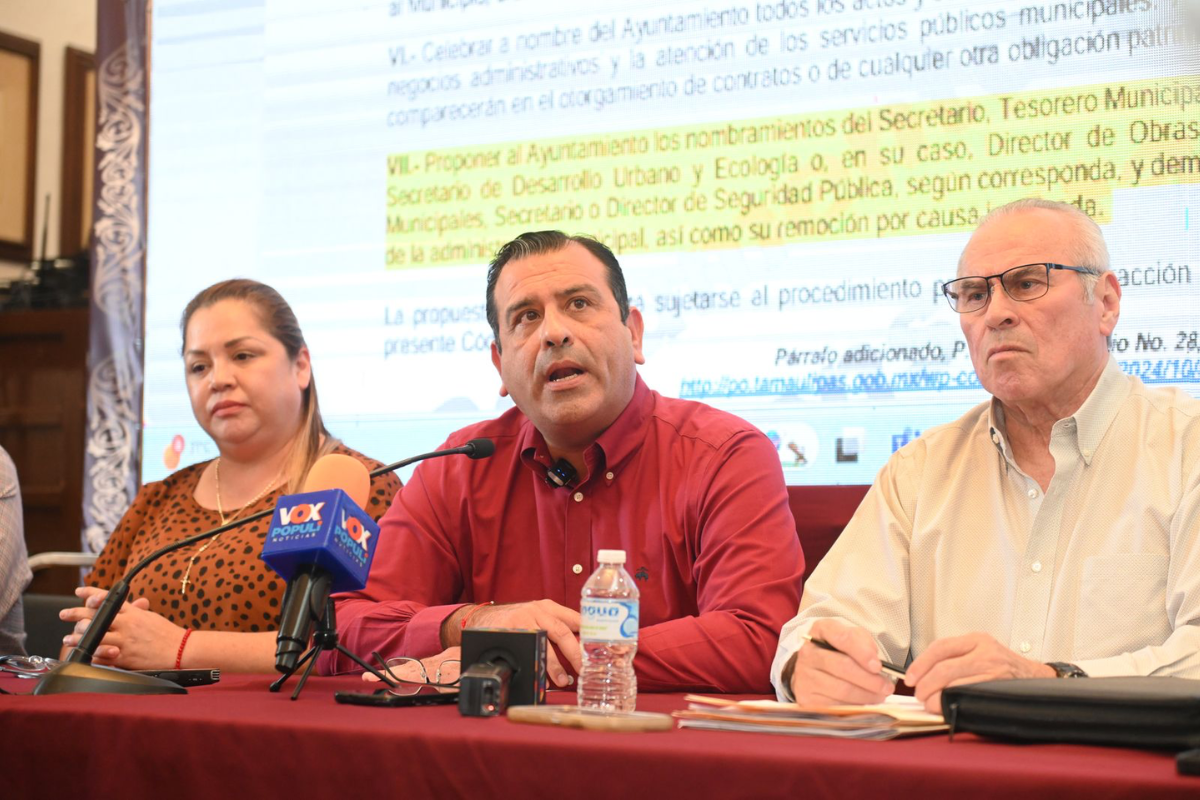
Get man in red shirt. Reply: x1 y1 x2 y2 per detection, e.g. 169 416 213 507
324 231 803 692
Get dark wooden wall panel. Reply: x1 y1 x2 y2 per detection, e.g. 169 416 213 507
0 309 89 594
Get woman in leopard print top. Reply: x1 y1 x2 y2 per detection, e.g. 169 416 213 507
63 280 400 672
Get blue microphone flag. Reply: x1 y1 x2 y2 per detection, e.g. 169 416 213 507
260 488 379 593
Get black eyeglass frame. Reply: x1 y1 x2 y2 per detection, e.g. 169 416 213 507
371 651 461 696
940 263 1099 314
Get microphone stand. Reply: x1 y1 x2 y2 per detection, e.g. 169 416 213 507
269 592 386 700
33 441 493 696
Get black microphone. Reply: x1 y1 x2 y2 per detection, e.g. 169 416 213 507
34 439 496 696
265 439 495 698
367 437 495 478
34 509 273 695
65 513 273 667
264 454 375 674
271 439 496 672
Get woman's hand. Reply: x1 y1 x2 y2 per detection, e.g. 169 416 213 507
60 586 185 669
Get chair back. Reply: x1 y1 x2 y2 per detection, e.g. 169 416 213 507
786 485 870 583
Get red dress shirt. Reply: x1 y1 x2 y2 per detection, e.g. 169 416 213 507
322 377 804 692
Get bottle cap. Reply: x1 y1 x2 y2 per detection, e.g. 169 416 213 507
596 549 626 564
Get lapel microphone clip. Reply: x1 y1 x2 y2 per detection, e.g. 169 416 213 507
544 458 578 489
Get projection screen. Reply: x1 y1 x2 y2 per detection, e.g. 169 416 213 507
142 0 1200 485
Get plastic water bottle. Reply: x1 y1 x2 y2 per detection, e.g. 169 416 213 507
578 549 639 712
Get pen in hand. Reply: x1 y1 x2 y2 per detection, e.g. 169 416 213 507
801 634 907 680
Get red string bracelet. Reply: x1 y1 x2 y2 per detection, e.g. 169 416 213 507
460 601 495 630
175 628 193 670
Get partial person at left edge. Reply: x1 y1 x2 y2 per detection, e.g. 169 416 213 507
0 445 31 656
60 279 400 672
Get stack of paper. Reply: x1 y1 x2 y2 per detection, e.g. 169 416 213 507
674 694 948 740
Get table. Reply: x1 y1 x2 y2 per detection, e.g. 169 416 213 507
0 674 1192 799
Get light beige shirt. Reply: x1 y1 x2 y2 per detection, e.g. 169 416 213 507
772 356 1200 698
0 446 30 656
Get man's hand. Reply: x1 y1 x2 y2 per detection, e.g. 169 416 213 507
443 599 581 688
60 586 181 668
789 619 893 706
905 632 1056 713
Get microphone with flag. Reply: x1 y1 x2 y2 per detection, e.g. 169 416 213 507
262 435 497 623
264 438 496 697
261 453 379 676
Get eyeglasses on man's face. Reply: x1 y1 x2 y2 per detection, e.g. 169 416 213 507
941 263 1097 314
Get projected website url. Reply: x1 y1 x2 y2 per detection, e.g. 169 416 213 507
678 359 1200 399
678 369 983 398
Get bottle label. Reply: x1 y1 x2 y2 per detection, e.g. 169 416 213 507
579 598 639 642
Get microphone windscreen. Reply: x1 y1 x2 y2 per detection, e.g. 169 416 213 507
467 438 495 459
302 453 370 508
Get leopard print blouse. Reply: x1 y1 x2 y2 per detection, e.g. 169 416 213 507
85 444 400 632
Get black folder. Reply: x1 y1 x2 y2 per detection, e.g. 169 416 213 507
941 676 1200 750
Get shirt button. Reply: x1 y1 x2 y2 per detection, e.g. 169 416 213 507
605 471 614 481
1028 488 1038 499
1081 449 1092 459
572 564 583 575
1020 642 1031 653
1031 561 1042 573
573 492 584 502
991 432 1001 444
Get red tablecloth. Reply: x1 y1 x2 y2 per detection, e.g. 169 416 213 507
0 673 1192 799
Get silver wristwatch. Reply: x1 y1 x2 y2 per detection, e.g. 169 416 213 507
1046 661 1088 678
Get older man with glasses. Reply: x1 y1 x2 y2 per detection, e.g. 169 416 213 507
771 197 1200 712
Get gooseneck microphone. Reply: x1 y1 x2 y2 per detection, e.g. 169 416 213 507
31 508 280 695
33 439 495 696
367 437 495 479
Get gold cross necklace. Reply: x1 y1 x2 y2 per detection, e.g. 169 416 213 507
180 458 282 599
